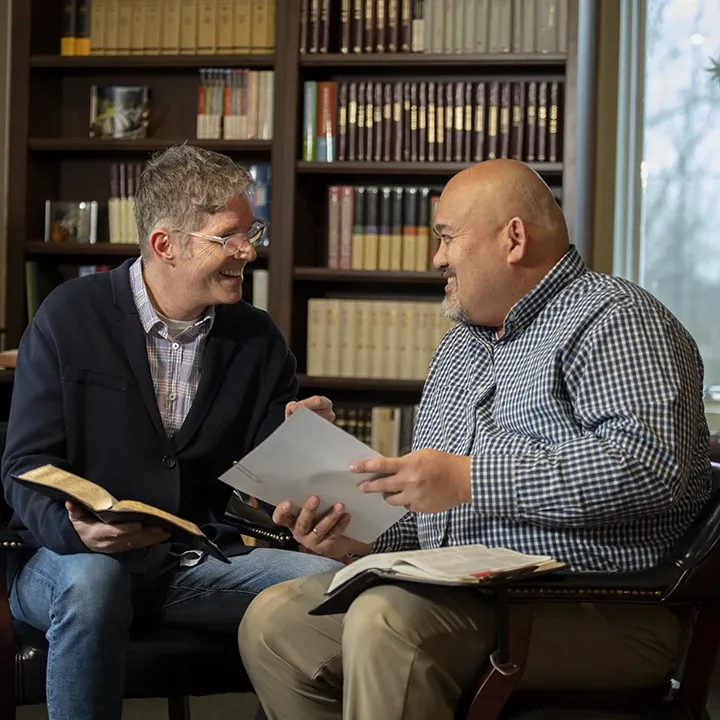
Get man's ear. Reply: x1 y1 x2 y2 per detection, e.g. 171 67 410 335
506 217 529 265
148 228 176 264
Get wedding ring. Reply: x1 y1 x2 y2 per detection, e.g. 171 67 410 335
311 527 320 538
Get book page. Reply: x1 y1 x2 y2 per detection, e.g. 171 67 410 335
326 545 558 594
16 465 116 511
218 406 407 544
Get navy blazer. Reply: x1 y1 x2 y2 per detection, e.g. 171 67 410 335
1 259 297 563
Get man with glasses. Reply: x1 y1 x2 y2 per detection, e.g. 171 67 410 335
1 144 342 720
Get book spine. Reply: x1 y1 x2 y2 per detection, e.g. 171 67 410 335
340 0 351 52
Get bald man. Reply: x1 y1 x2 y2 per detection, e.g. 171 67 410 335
238 160 712 720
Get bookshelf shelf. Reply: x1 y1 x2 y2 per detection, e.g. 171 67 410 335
25 242 140 257
294 267 442 283
298 375 424 393
296 161 564 176
29 54 275 69
27 139 274 153
300 52 567 68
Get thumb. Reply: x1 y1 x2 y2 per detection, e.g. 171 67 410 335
285 401 299 419
65 500 86 521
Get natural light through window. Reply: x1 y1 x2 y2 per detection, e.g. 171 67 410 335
639 0 720 434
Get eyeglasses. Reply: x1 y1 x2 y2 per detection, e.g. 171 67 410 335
180 219 268 256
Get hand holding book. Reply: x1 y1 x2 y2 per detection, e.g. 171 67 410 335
65 500 170 554
13 465 230 563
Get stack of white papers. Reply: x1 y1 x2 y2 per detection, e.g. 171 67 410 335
218 407 407 543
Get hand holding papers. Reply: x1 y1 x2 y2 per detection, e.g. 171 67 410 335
218 407 407 544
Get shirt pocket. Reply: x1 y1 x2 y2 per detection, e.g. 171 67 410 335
62 366 129 392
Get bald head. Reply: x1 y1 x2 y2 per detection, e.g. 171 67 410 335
441 159 569 256
432 160 571 328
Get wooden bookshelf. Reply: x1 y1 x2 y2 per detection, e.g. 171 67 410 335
294 267 442 284
299 52 568 68
25 241 141 257
28 139 273 152
5 0 598 407
298 375 424 393
29 54 274 69
296 161 564 176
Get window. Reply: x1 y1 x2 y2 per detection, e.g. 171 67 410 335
615 0 720 433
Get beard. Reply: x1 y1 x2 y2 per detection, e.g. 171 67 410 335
441 274 471 324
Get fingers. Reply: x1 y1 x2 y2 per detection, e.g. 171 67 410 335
272 501 297 528
350 455 403 475
293 496 321 537
313 512 351 549
286 396 335 420
357 475 403 495
65 500 89 521
99 526 170 553
308 503 346 541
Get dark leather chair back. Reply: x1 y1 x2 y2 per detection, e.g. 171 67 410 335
659 462 720 603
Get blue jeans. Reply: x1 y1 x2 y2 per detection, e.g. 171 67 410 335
9 546 341 720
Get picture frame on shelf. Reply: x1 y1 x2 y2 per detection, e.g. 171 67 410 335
89 85 151 140
44 200 98 244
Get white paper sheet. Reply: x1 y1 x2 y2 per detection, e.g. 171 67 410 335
218 406 407 543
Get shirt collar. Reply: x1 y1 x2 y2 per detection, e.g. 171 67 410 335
129 257 215 338
471 245 587 342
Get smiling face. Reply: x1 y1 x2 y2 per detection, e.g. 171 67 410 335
431 161 572 329
178 195 258 308
432 182 513 328
144 194 258 320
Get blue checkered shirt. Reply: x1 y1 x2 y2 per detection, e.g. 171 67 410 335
129 259 214 437
373 246 712 572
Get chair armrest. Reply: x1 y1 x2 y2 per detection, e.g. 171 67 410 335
223 496 297 548
486 563 682 604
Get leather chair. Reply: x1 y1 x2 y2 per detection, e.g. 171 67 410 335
461 462 720 720
0 421 293 720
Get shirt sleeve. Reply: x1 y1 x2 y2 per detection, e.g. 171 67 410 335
470 297 708 527
371 512 420 553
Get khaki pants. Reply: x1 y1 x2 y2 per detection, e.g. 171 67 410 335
238 569 687 720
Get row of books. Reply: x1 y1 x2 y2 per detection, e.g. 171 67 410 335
63 0 276 57
303 79 563 164
327 185 440 272
301 0 567 56
335 405 418 457
107 161 270 244
196 69 274 140
306 298 454 380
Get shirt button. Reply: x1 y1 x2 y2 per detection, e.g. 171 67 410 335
172 342 180 350
169 393 176 401
162 454 177 469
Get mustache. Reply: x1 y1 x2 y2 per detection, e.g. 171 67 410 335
441 270 456 280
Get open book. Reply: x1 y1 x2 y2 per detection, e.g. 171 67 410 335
13 465 229 563
309 545 564 615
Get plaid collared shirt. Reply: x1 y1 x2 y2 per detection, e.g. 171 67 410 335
129 258 214 438
373 246 712 572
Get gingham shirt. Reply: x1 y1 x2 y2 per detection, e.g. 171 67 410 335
129 258 214 437
373 246 712 572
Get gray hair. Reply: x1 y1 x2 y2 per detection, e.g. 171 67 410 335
134 144 256 260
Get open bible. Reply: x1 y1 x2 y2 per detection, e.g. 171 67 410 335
309 544 564 615
12 464 230 563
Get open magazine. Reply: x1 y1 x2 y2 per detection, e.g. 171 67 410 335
310 544 565 616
